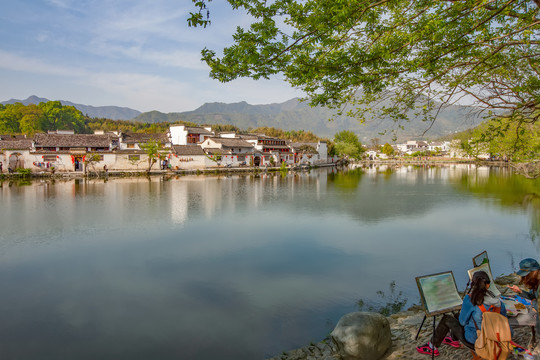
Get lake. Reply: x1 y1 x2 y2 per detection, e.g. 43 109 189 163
0 164 539 359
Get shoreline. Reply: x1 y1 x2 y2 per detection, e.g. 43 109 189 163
267 273 533 360
0 160 512 181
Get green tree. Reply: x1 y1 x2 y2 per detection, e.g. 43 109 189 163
190 0 540 141
381 143 395 158
334 130 364 160
19 104 46 135
0 103 23 133
140 140 168 172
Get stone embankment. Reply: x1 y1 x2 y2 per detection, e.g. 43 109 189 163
268 274 533 360
0 163 337 179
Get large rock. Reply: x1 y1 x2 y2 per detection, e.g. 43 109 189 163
330 312 392 360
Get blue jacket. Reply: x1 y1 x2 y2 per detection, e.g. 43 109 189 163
459 294 507 344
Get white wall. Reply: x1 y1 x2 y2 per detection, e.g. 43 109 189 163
168 154 212 169
170 125 189 146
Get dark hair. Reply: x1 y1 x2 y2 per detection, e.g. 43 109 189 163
470 271 492 306
520 270 540 293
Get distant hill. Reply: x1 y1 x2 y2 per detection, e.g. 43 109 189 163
134 98 485 141
2 95 485 141
1 95 142 121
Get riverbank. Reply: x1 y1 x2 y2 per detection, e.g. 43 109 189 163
0 159 513 180
0 162 337 180
268 274 533 360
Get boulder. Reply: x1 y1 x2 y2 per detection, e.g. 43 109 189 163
330 312 391 360
495 273 520 286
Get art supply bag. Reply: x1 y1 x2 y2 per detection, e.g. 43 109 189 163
474 311 513 360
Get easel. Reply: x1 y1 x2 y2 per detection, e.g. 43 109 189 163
462 251 490 296
415 271 463 360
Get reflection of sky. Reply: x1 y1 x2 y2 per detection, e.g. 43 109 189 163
0 167 538 359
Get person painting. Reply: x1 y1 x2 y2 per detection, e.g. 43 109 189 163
417 270 507 356
508 258 540 350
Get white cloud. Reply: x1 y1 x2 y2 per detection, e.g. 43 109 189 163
0 50 85 77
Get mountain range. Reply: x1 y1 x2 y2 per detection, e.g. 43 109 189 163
2 95 485 141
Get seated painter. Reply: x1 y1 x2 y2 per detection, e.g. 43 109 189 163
417 270 509 356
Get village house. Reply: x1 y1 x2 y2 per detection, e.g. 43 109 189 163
117 132 171 150
0 135 33 172
0 124 346 174
427 141 451 155
169 145 212 170
396 140 429 154
240 134 292 166
199 137 255 166
289 141 328 165
31 132 119 172
169 125 214 145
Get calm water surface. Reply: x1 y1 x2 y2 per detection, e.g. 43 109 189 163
0 165 539 359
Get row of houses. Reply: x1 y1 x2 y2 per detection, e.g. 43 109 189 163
0 126 329 173
365 140 455 159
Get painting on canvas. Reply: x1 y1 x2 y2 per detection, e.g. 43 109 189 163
467 262 500 297
416 271 463 316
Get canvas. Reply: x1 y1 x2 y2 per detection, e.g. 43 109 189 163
416 271 463 316
467 262 500 297
472 251 489 268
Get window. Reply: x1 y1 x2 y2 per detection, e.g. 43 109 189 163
237 156 245 162
43 155 57 162
127 144 135 149
128 155 140 161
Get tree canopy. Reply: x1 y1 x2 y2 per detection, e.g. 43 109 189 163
190 0 540 144
333 130 365 159
0 101 89 135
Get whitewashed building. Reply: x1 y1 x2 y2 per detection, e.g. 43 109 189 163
170 125 214 145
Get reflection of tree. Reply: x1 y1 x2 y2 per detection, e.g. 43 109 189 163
357 281 408 316
453 170 540 244
328 168 363 191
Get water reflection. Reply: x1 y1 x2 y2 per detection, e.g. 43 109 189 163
0 165 539 360
451 166 540 244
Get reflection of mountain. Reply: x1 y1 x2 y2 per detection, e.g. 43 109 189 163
450 167 540 243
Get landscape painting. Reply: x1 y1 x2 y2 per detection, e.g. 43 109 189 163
467 262 500 297
416 272 463 316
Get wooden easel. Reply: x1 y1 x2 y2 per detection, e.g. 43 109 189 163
415 271 463 360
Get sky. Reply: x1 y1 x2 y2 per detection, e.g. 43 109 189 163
0 0 303 113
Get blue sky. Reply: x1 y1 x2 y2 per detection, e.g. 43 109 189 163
0 0 303 113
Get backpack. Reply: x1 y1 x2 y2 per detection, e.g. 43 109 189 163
474 311 512 360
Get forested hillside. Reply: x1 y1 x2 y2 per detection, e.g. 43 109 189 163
134 98 484 141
